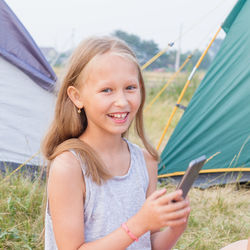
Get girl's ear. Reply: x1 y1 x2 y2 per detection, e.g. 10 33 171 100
67 86 84 109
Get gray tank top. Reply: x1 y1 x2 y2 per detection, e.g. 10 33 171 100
44 139 151 249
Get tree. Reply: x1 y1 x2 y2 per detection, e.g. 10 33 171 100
113 30 161 70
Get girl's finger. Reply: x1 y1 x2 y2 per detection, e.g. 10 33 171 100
164 207 190 221
148 188 167 200
157 190 183 205
163 199 189 213
173 193 184 202
165 217 188 227
185 196 190 203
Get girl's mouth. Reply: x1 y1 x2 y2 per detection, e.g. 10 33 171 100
107 112 129 123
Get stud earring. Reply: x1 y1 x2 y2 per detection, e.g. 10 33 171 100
78 108 81 114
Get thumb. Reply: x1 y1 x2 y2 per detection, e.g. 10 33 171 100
148 188 167 200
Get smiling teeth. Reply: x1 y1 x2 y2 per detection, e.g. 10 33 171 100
109 113 127 118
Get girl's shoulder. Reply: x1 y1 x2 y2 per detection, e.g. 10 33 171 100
141 148 158 179
50 151 81 175
48 151 85 193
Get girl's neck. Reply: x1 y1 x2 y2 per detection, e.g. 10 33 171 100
79 127 131 176
79 129 126 155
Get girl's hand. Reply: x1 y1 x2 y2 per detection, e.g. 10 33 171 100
137 188 191 232
169 196 190 232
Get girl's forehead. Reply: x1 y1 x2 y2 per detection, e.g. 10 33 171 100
91 52 137 70
83 52 139 82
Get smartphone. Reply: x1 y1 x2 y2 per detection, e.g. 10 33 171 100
176 155 206 199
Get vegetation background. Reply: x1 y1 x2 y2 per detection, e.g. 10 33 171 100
48 30 223 71
1 32 249 249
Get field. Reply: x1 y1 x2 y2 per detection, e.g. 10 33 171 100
0 71 249 249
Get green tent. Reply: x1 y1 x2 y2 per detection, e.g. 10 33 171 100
158 0 250 187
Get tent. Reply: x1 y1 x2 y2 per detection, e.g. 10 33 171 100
158 0 250 187
0 0 57 173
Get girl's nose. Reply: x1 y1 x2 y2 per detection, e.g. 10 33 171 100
114 92 128 107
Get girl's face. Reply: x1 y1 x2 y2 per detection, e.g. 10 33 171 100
78 52 141 137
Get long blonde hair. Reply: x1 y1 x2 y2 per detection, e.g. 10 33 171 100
41 36 158 185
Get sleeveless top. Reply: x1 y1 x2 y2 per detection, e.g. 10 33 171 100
44 139 151 249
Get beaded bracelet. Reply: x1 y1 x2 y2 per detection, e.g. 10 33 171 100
121 222 139 242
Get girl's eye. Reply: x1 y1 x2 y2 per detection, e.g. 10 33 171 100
126 85 137 90
101 88 112 93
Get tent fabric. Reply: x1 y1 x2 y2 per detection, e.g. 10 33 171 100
222 0 246 33
159 0 250 176
0 0 56 166
0 55 55 165
0 0 57 92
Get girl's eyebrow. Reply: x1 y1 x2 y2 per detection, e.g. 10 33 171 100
95 81 114 88
99 80 113 84
126 79 139 84
97 79 139 86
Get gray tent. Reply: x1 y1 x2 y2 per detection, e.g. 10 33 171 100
0 0 57 172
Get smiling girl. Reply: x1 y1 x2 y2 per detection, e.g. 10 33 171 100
42 36 190 250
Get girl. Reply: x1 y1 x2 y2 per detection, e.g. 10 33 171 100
42 36 190 250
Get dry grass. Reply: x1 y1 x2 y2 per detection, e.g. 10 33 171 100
1 173 249 249
173 183 250 249
0 172 45 249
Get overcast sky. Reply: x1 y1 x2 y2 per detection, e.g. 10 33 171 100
5 0 238 52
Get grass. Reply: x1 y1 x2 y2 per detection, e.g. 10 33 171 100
0 171 45 249
168 183 250 249
1 71 249 249
1 172 249 249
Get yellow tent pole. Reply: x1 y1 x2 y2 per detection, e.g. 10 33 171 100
141 42 174 71
141 49 167 71
144 55 192 113
158 167 250 178
156 26 222 150
0 151 40 184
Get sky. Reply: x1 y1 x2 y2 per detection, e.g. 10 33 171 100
5 0 238 53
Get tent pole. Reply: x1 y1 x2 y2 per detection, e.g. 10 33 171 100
144 54 192 113
141 42 174 70
0 151 40 184
156 26 222 150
